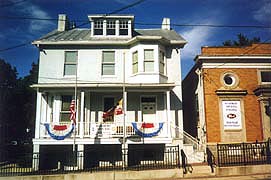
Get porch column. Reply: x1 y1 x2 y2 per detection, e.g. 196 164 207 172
80 91 85 138
166 91 172 138
77 144 84 169
35 90 42 139
122 91 128 168
32 144 39 170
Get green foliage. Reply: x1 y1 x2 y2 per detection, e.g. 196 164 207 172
0 59 38 146
222 33 261 46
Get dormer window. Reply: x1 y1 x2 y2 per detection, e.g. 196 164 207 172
107 20 116 35
119 20 128 35
89 15 134 37
94 20 103 35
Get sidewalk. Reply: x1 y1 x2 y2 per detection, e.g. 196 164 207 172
154 173 271 180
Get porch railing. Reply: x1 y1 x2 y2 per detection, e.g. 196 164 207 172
41 122 167 138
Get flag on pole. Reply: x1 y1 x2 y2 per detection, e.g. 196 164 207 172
114 99 123 115
70 100 76 124
102 98 123 122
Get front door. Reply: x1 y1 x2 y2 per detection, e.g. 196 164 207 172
141 97 156 122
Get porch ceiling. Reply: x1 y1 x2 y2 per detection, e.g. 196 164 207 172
31 82 176 92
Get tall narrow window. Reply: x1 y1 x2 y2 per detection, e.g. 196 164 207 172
64 51 77 76
132 51 138 74
159 51 165 74
119 20 128 35
60 95 73 122
107 20 116 35
94 20 103 35
102 51 115 75
144 49 154 72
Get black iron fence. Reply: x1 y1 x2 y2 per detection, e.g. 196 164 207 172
217 139 271 167
0 145 180 177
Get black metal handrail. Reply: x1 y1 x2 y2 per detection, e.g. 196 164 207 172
217 139 271 167
0 145 180 177
180 149 193 174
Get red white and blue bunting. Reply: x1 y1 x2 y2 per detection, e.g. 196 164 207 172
43 100 76 140
131 122 164 137
44 123 74 140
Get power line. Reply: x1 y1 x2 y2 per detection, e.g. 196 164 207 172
0 0 28 8
107 0 146 15
1 15 271 29
0 41 32 52
0 0 146 53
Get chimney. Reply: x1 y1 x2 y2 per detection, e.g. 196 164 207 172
161 18 170 30
58 14 69 31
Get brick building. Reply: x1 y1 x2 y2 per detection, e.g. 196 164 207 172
182 43 271 146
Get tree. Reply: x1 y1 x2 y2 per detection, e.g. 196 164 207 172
0 59 18 146
20 62 38 142
222 33 261 46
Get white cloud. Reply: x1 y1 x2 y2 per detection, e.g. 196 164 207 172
253 0 271 24
180 24 214 61
15 1 54 33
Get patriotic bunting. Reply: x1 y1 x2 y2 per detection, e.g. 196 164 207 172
132 122 164 137
44 100 76 140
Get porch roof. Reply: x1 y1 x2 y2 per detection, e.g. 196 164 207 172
31 82 176 91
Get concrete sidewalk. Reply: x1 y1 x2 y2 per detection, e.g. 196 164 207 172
1 164 271 180
155 173 271 180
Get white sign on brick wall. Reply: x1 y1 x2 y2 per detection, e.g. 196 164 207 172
222 100 242 130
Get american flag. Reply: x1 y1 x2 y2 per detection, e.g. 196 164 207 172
69 100 76 124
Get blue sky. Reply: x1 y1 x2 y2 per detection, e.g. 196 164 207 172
0 0 270 78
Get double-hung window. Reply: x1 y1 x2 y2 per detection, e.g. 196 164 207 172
94 20 103 35
159 51 165 75
107 20 116 35
260 71 271 84
132 51 138 74
64 51 77 76
102 51 115 75
144 49 154 72
119 20 128 35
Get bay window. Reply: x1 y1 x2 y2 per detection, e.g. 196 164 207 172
144 49 154 72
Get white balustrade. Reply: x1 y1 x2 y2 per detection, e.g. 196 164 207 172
40 121 166 139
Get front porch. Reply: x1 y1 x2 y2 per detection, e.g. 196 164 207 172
33 83 182 144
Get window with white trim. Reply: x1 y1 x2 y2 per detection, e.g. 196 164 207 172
64 51 77 76
159 51 165 75
102 51 115 75
132 51 138 74
119 20 128 35
260 71 271 84
107 20 116 35
144 49 154 72
94 20 103 35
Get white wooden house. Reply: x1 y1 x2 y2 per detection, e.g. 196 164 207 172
31 14 186 169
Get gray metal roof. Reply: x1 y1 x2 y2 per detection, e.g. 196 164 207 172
135 29 186 42
35 28 186 45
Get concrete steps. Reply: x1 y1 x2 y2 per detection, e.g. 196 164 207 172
182 144 205 163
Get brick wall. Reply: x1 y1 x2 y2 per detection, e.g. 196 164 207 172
203 68 263 143
201 43 271 56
